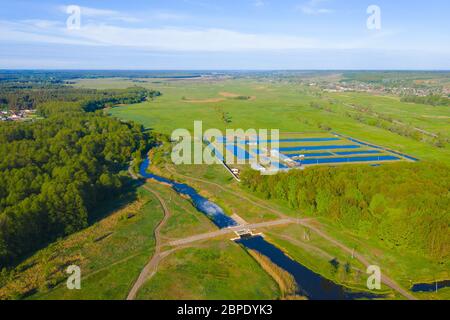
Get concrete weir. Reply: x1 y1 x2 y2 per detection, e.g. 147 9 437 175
231 228 262 241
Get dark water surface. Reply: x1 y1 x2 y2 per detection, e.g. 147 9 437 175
411 280 450 292
237 236 383 300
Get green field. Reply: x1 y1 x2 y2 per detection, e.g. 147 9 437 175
70 76 450 300
73 78 450 164
136 238 279 300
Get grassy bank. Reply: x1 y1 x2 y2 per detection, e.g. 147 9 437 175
136 238 280 300
0 187 163 300
246 249 303 300
263 227 396 298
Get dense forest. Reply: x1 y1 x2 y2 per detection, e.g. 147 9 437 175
0 87 156 267
0 82 161 111
241 163 449 260
0 70 205 83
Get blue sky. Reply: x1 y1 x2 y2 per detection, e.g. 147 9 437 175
0 0 449 69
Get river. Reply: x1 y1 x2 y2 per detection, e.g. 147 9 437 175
139 156 383 300
411 280 450 293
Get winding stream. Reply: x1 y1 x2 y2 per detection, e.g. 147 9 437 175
139 156 383 300
411 280 450 293
139 158 237 228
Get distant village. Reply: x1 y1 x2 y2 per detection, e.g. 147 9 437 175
0 109 36 122
310 82 450 97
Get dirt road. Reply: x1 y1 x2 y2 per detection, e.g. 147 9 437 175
164 167 417 300
126 184 171 300
166 218 298 247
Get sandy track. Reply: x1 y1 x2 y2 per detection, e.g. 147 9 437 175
126 184 171 300
166 218 297 247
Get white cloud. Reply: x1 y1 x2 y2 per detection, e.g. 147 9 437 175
21 19 62 29
0 57 87 69
59 5 192 23
1 11 446 54
59 5 142 23
150 12 192 21
74 24 319 51
0 19 421 53
253 0 266 7
0 19 320 51
0 20 97 46
297 0 333 15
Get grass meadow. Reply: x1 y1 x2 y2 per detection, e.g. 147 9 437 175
70 77 450 300
74 78 450 164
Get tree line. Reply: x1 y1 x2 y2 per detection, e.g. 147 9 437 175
241 163 449 261
0 82 161 111
309 101 447 148
401 94 450 107
344 109 447 148
0 88 156 267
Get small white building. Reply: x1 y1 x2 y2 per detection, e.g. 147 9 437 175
231 168 240 175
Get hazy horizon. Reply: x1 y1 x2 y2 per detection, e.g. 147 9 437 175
1 69 450 72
